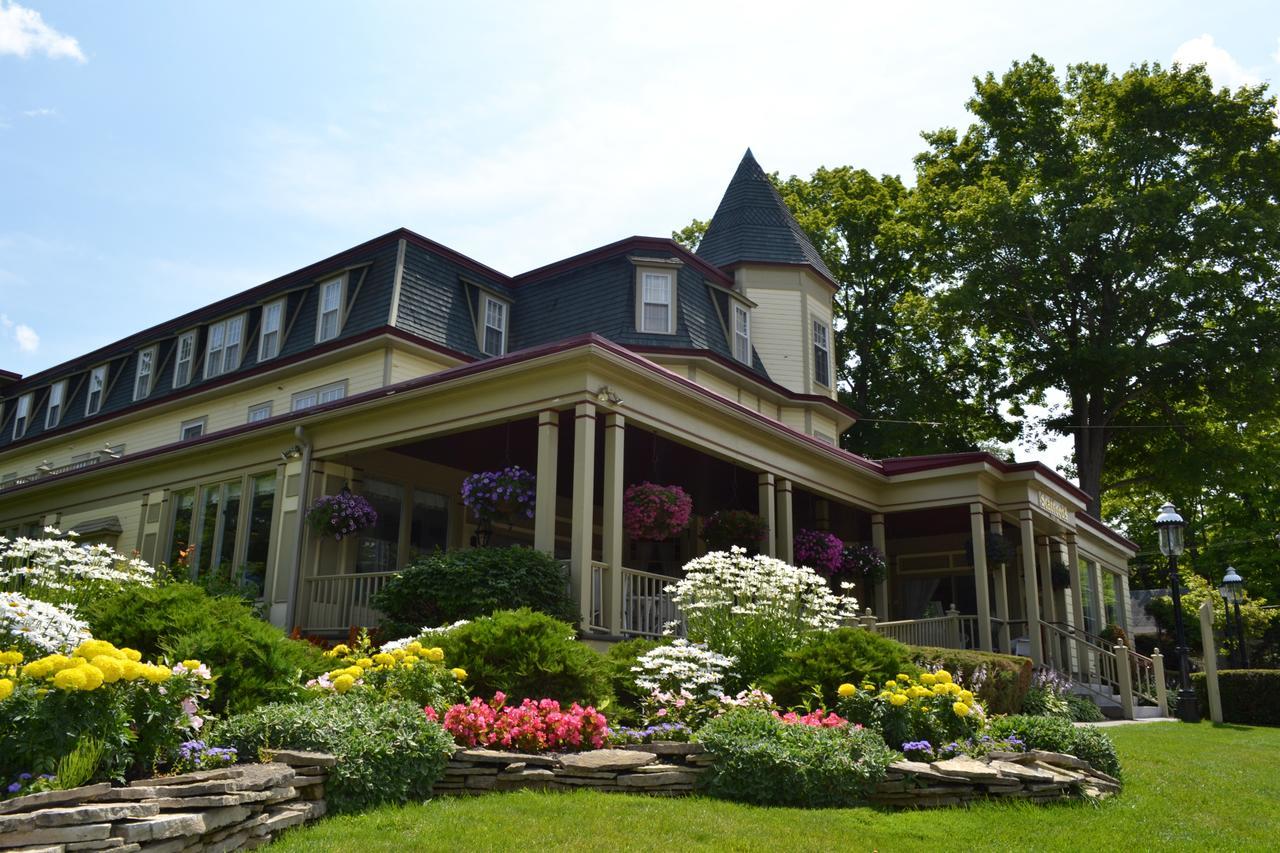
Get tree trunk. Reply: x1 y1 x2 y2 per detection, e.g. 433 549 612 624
1072 395 1108 516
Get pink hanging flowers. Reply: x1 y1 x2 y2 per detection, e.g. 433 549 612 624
622 482 693 541
793 529 845 577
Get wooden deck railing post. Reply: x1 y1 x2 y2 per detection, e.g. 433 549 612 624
1115 643 1135 720
1151 648 1168 717
946 603 961 649
860 608 878 633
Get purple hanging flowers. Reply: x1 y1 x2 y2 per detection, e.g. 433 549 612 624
793 529 845 577
306 492 378 541
461 466 537 525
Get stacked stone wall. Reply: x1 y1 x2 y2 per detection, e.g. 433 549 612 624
871 750 1122 808
434 744 712 796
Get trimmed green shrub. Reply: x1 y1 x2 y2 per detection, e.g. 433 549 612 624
372 547 577 640
1192 670 1280 727
984 714 1121 776
1065 693 1105 723
213 692 455 813
438 609 611 706
604 636 669 712
84 583 329 715
761 628 917 709
912 647 1032 715
695 708 894 807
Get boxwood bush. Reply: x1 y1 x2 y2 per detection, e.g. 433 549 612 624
1192 670 1280 727
912 646 1032 714
695 708 895 807
372 547 577 639
84 583 329 714
438 608 612 706
761 628 917 709
984 714 1121 777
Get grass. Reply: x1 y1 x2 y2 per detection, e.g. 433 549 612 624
270 722 1280 852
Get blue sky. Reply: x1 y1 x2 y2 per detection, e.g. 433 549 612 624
2 1 1278 465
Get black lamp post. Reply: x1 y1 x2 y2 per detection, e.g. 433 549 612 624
1219 566 1249 669
1155 502 1200 722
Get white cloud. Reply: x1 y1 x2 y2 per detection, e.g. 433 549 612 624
1172 34 1259 89
22 106 55 117
0 313 40 353
0 1 84 62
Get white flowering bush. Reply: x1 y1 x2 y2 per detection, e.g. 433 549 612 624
633 639 736 700
668 547 859 690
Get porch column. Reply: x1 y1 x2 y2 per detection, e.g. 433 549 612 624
569 402 597 629
990 515 1011 653
969 503 993 652
1065 533 1088 680
871 513 889 619
1037 536 1058 624
601 413 625 633
534 410 559 554
1113 570 1132 637
1018 509 1044 665
758 472 776 557
776 479 794 564
1088 559 1106 635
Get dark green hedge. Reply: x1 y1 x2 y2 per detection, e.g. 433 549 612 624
1192 670 1280 727
911 646 1033 715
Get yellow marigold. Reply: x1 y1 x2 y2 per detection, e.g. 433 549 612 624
22 659 53 679
935 670 953 685
949 683 963 696
425 647 445 663
333 674 355 693
142 664 171 684
878 691 892 701
884 679 897 689
403 654 419 665
920 672 937 685
92 655 125 683
837 683 856 698
0 650 23 666
932 684 948 696
181 659 203 671
390 649 406 661
406 642 424 655
53 667 88 691
373 653 395 668
952 701 970 717
356 658 374 669
896 673 911 683
889 692 908 707
46 654 76 673
861 683 875 691
0 678 13 700
75 639 124 660
78 664 105 691
450 667 467 681
120 660 143 681
120 648 142 662
960 690 975 704
343 666 363 679
329 644 351 657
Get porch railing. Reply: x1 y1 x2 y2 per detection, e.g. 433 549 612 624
620 565 684 639
302 572 398 633
874 606 979 649
588 561 608 633
1041 621 1162 718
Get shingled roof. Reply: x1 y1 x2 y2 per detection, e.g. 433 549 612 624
696 149 837 286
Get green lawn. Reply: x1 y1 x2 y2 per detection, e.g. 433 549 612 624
270 722 1280 852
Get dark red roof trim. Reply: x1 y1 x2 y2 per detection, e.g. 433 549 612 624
514 236 735 288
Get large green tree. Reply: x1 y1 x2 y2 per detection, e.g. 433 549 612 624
912 56 1280 514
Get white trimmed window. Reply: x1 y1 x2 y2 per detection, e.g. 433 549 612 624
316 278 343 343
45 381 66 429
205 315 245 379
85 365 108 416
133 347 156 401
291 381 346 412
813 320 831 387
638 271 675 334
179 417 206 441
481 296 508 356
173 330 197 388
13 393 32 439
258 299 284 361
247 402 273 423
732 304 751 364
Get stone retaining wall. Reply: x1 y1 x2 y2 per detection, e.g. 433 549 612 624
870 750 1122 808
0 750 334 853
434 744 712 796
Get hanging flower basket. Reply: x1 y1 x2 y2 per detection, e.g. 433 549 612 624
461 466 536 526
841 543 887 586
306 491 378 541
965 533 1014 567
623 482 693 541
702 510 769 551
793 529 844 577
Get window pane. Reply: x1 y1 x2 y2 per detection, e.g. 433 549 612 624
168 489 196 568
318 384 345 404
195 487 221 579
214 482 242 585
642 273 670 303
292 393 317 411
319 312 338 341
247 403 271 422
485 299 505 330
240 474 275 598
642 303 669 333
410 489 449 556
356 479 403 573
322 281 342 311
484 325 504 356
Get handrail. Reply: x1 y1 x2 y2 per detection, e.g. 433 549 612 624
1041 621 1160 713
301 571 399 633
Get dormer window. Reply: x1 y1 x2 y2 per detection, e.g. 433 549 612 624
205 315 245 379
85 365 108 416
45 381 65 429
173 330 197 388
316 278 344 343
258 299 284 361
732 304 751 364
638 270 675 334
13 393 32 439
812 320 831 387
481 295 508 356
133 347 156 401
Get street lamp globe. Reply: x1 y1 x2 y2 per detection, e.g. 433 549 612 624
1220 566 1244 605
1155 502 1185 557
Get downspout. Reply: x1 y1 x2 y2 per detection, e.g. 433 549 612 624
284 425 313 633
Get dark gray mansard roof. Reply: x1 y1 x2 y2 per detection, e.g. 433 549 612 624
696 149 837 285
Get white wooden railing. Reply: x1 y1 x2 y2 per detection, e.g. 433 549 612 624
873 605 979 650
620 565 684 638
588 561 608 633
1041 620 1163 718
302 572 398 633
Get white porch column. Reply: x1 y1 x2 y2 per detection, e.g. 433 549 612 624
569 402 597 629
871 513 889 619
1037 536 1058 624
601 413 625 634
989 515 1011 653
1088 559 1106 635
1065 533 1088 680
758 472 776 557
534 410 559 554
1113 571 1132 637
969 503 993 652
1018 509 1044 665
776 478 794 564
